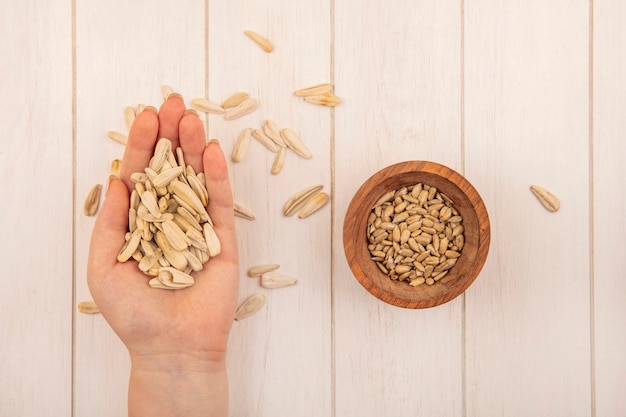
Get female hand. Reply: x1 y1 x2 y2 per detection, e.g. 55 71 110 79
87 94 239 417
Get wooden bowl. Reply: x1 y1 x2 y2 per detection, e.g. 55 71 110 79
343 161 490 309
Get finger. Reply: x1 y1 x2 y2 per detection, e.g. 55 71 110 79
119 107 159 192
157 93 186 150
178 109 206 174
202 140 237 262
88 177 130 277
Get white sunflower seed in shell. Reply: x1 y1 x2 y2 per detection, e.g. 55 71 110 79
136 205 173 222
162 220 192 251
234 293 267 321
252 128 279 153
124 106 136 130
148 277 171 289
271 147 286 175
187 174 209 207
140 191 162 219
186 228 209 251
231 128 252 163
83 184 102 216
161 85 174 101
151 166 184 189
260 271 297 288
221 91 249 109
183 250 204 272
175 147 185 170
107 131 128 145
530 185 560 212
233 202 255 220
293 83 333 97
263 120 287 148
128 208 137 232
149 138 172 172
158 267 195 288
130 172 148 184
140 241 159 257
283 184 324 216
169 180 209 222
243 30 273 52
161 266 194 284
154 231 188 271
185 164 196 178
203 223 221 257
77 301 100 314
247 263 280 277
173 195 197 218
224 98 258 120
192 246 210 264
172 215 194 233
176 207 203 231
117 229 142 262
302 93 340 106
298 191 329 219
191 98 225 114
280 128 312 159
138 254 160 272
119 137 221 289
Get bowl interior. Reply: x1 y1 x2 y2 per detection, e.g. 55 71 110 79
343 161 490 309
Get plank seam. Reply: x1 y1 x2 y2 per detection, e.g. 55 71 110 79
70 0 77 414
330 0 337 416
460 1 467 416
588 0 596 416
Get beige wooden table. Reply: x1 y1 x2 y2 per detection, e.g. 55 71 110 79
2 1 625 416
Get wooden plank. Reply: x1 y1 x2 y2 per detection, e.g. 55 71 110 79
0 2 73 415
593 0 626 415
333 1 464 415
73 1 205 415
464 1 592 415
207 1 333 415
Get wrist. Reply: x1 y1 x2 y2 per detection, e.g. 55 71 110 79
130 349 227 374
128 351 228 417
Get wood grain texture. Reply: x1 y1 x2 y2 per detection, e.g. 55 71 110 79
73 1 205 415
464 1 592 416
333 1 465 415
0 1 73 416
593 1 626 415
3 0 626 415
207 1 333 415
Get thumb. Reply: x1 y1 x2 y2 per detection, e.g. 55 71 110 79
89 176 130 269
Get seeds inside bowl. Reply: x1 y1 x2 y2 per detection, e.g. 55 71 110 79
366 183 465 287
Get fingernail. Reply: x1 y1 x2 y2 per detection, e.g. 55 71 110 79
105 174 116 193
143 105 158 114
167 92 184 101
183 108 199 117
208 138 220 145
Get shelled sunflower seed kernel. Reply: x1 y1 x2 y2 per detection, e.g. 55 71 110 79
77 300 100 314
366 183 465 287
116 137 220 290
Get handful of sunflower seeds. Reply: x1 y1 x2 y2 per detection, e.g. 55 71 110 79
117 137 220 289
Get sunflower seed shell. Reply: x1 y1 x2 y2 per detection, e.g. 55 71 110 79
234 293 267 321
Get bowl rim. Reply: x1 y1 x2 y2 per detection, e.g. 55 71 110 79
342 160 490 309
